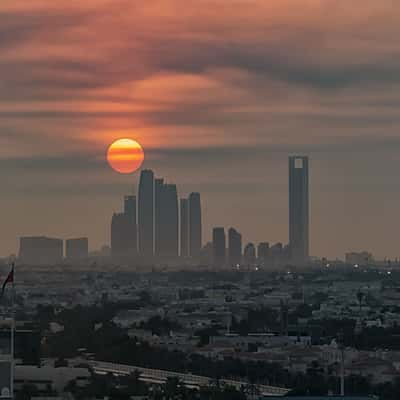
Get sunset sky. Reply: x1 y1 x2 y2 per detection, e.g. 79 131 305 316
1 0 400 259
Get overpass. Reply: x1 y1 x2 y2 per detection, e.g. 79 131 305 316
90 360 290 397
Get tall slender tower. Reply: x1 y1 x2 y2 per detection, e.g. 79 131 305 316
124 195 137 254
180 198 189 257
164 184 179 256
189 192 202 258
289 156 309 265
138 169 154 257
154 178 164 256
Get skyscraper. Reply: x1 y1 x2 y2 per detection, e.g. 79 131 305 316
138 169 154 257
154 180 179 257
111 212 130 258
243 242 256 266
228 227 242 266
124 195 137 254
257 242 269 265
164 184 179 256
289 156 309 265
180 198 189 257
212 227 226 267
154 178 164 256
189 192 202 258
270 242 284 268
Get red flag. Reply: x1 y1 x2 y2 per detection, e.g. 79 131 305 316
1 264 14 298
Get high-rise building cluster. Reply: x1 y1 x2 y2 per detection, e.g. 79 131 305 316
17 156 308 267
211 156 310 268
111 169 202 262
211 227 289 269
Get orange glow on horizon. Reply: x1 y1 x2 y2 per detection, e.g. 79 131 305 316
107 138 144 174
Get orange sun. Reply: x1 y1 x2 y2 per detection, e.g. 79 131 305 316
107 138 144 174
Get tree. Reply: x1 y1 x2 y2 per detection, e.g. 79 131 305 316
356 290 365 314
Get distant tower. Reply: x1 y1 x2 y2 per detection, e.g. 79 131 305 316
124 195 137 254
154 178 164 256
138 169 154 256
228 228 242 266
154 180 179 257
180 198 189 257
243 243 256 266
163 184 179 256
257 242 269 265
111 213 130 258
212 227 226 267
189 192 202 258
270 242 283 269
289 156 309 265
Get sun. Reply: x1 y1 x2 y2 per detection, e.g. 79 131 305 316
107 138 144 174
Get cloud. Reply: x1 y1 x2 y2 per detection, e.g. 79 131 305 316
2 0 400 257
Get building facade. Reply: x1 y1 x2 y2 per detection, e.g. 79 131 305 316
243 242 256 266
19 236 63 265
180 198 189 257
257 242 269 265
154 178 165 256
65 238 89 260
212 227 226 267
124 195 137 254
228 228 242 266
189 192 202 258
111 213 131 258
138 169 154 257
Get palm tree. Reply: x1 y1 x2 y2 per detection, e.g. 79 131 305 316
356 290 365 314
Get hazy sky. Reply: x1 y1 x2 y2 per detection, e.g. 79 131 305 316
1 0 400 259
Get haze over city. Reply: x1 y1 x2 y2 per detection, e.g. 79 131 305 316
4 2 400 399
2 1 400 259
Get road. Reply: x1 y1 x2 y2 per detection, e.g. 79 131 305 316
90 360 290 396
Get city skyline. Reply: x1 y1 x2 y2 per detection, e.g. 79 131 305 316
13 159 308 266
2 1 400 258
5 156 400 262
3 2 400 398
